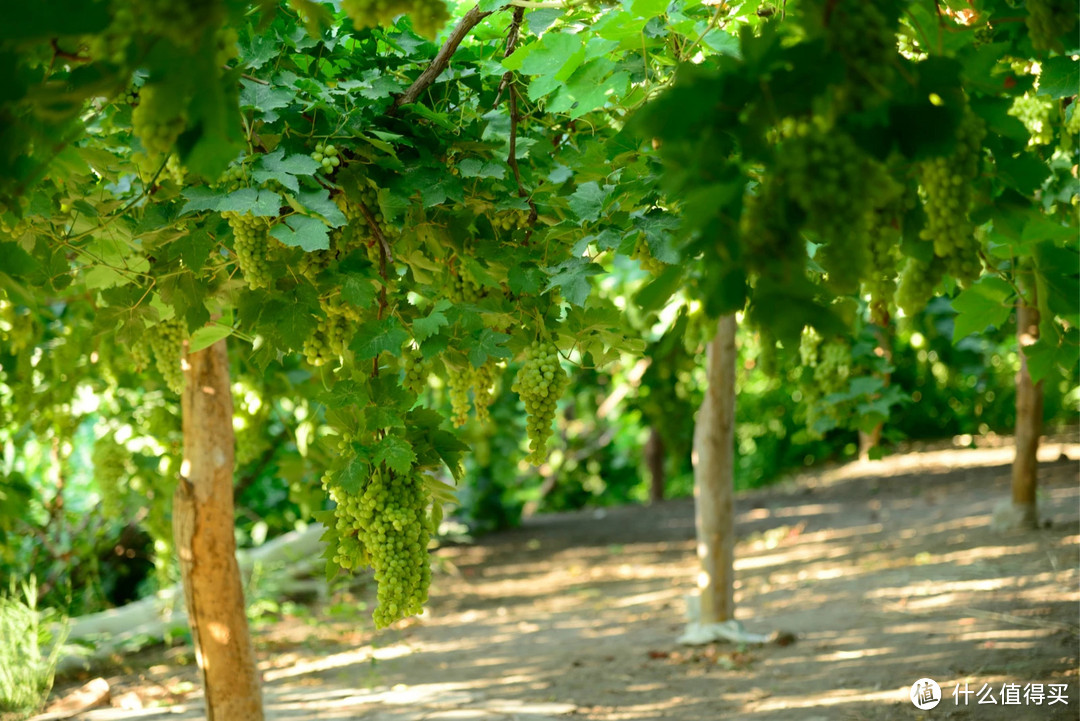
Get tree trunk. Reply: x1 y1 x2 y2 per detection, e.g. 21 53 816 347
646 427 665 504
175 339 264 720
1010 298 1043 528
691 314 737 624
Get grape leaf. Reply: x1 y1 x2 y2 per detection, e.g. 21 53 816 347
413 300 451 342
188 324 233 353
545 258 603 306
1037 56 1079 100
468 328 512 367
508 263 545 295
568 181 609 222
297 189 348 227
271 215 330 251
240 80 294 121
351 317 410 359
373 435 416 474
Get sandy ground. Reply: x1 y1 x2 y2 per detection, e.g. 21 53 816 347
41 443 1080 720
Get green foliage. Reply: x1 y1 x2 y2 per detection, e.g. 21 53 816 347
0 0 1076 631
0 579 68 718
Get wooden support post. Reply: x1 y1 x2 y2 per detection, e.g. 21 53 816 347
646 427 665 504
692 314 737 623
175 339 264 720
1010 298 1043 528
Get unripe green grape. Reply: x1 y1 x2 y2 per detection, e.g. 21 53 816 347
323 467 433 628
148 319 186 394
92 434 131 517
223 211 274 290
165 155 185 185
342 0 450 39
896 256 945 316
1008 93 1055 146
473 360 500 423
402 347 428 396
132 85 187 157
821 0 897 91
631 234 667 274
446 365 475 427
917 108 985 285
1026 0 1077 53
511 340 568 464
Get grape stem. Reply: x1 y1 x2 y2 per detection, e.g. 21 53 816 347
497 7 539 236
392 5 496 110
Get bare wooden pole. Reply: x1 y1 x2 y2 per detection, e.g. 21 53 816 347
646 427 665 504
175 339 264 720
692 313 737 623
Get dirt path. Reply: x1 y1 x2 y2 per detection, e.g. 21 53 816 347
44 445 1079 720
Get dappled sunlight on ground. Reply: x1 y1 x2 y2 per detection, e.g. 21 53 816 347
43 444 1080 720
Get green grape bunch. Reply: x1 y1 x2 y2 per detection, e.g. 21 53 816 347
312 142 341 175
92 434 132 517
775 121 886 292
132 84 187 157
917 108 986 284
472 359 500 424
324 467 433 628
1008 93 1055 146
223 211 274 289
342 0 450 39
446 365 475 427
402 347 428 396
822 0 897 92
896 255 946 316
1026 0 1078 53
511 340 569 464
303 314 352 367
631 234 667 274
494 209 528 233
148 319 186 394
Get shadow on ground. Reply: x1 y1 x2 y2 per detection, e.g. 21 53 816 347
45 444 1080 721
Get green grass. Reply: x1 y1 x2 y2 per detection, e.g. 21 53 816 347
0 578 68 720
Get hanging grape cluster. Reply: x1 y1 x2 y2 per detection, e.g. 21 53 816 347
494 209 528 233
402 347 428 396
148 319 185 394
165 155 185 185
323 467 432 628
446 366 472 427
312 142 341 175
341 0 450 39
862 177 906 325
92 434 131 516
132 85 187 157
917 108 986 284
1009 93 1055 146
631 234 667 274
822 0 897 92
776 121 883 293
472 360 499 424
512 340 568 464
217 163 247 192
896 255 946 316
303 293 360 367
1026 0 1078 53
223 212 273 290
449 266 483 303
131 338 152 372
797 329 856 438
303 315 351 367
